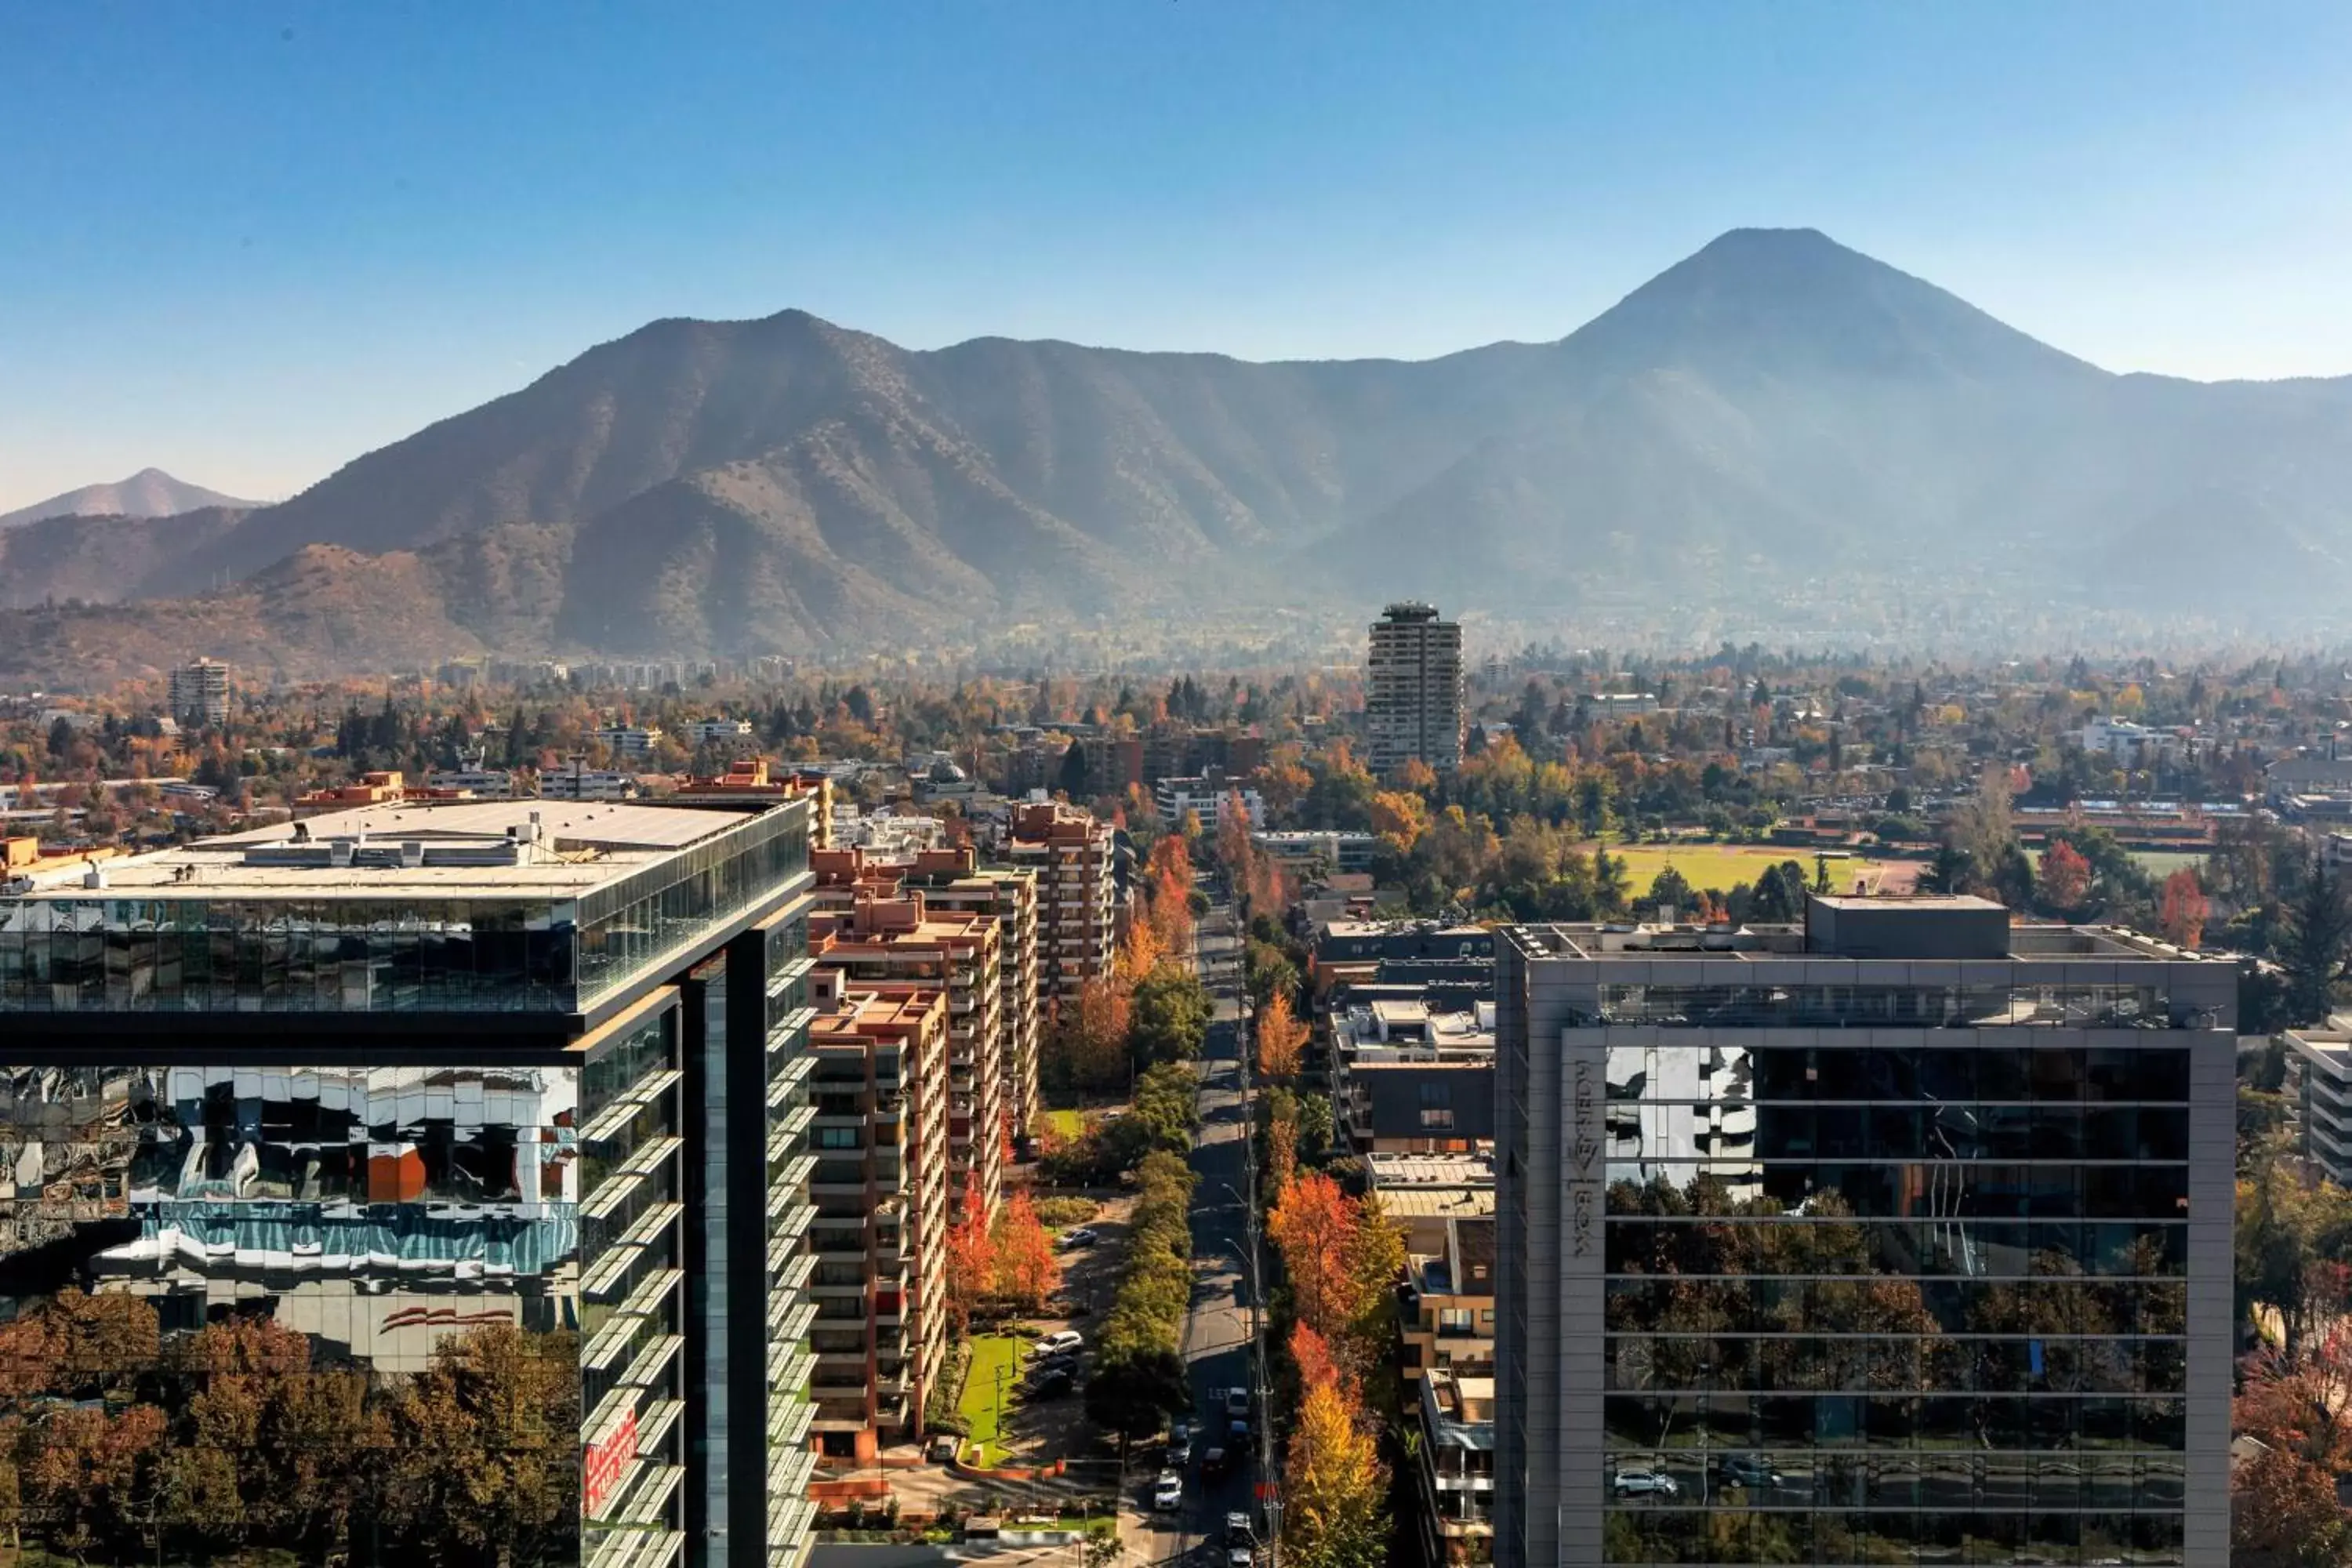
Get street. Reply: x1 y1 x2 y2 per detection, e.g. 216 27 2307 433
1138 892 1260 1566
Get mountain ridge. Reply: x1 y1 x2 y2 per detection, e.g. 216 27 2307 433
5 227 2352 681
0 469 262 532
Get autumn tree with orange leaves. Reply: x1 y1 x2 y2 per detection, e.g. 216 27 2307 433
1255 987 1306 1080
2235 1323 2352 1567
1267 1171 1406 1381
1281 1321 1388 1568
946 1174 998 1332
2161 867 2209 949
990 1190 1063 1312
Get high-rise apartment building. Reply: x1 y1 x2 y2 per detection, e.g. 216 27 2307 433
1494 898 2232 1568
1006 800 1119 1003
169 655 232 729
810 894 1004 1226
1367 601 1464 772
0 795 826 1567
905 848 1042 1155
806 971 952 1461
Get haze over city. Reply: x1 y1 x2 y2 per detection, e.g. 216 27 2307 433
5 9 2352 1568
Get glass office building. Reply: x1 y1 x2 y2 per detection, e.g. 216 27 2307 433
0 797 821 1568
1494 898 2233 1568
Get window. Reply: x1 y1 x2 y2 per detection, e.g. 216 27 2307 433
816 1127 862 1149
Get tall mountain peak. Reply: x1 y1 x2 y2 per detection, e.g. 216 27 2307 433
1565 226 2100 382
0 469 263 532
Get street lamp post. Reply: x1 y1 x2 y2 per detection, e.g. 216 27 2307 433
1225 919 1282 1568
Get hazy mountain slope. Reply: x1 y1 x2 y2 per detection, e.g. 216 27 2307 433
0 507 249 608
0 470 260 532
1315 229 2352 612
10 225 2352 677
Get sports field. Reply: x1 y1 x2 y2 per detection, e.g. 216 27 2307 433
1603 844 1910 898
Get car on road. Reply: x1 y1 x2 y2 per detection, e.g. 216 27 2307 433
927 1436 960 1464
1223 1388 1250 1419
1167 1431 1193 1465
1227 1550 1254 1567
1153 1471 1184 1511
1228 1417 1250 1445
1028 1367 1075 1399
1225 1513 1254 1547
1200 1445 1230 1479
1060 1227 1099 1249
1031 1330 1083 1358
1613 1468 1679 1498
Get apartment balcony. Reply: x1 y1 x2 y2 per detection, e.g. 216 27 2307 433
768 1343 816 1393
770 1395 816 1450
772 1153 819 1192
579 1135 682 1224
769 1497 819 1565
769 1203 818 1253
774 1250 818 1293
580 1200 681 1300
770 1296 818 1345
768 1444 817 1504
769 1051 815 1099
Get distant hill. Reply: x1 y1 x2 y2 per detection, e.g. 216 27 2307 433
0 469 261 532
6 227 2352 680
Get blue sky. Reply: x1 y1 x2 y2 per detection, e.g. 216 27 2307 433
4 1 2349 510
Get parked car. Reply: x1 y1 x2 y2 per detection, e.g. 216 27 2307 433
1167 1432 1194 1465
1223 1387 1251 1418
1029 1367 1075 1399
927 1436 960 1464
1061 1227 1099 1249
1154 1471 1184 1511
1032 1330 1083 1358
1225 1513 1255 1548
1228 1417 1250 1445
1613 1468 1679 1497
1715 1454 1781 1489
1170 1417 1193 1445
1201 1446 1231 1479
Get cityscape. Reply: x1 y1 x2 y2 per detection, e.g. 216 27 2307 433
5 6 2352 1567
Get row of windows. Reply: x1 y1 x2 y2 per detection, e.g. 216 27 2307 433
576 810 809 1005
0 906 578 1012
1603 1218 2187 1279
1607 1336 2185 1396
1603 1277 2187 1338
1609 1105 2190 1164
1606 1044 2193 1105
1599 1506 2183 1566
1603 1393 2188 1451
1607 1164 2190 1220
1585 982 2206 1033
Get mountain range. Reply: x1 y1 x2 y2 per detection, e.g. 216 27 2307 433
0 469 260 532
4 227 2350 684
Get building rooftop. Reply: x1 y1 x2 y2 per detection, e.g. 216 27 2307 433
1368 1153 1496 1218
2 798 777 903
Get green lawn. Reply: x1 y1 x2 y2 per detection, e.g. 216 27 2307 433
2127 850 2208 879
1604 844 1896 899
958 1334 1025 1465
1045 1109 1086 1142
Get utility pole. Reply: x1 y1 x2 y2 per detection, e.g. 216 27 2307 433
1232 900 1280 1567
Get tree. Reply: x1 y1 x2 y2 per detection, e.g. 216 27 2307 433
1642 864 1695 920
2161 867 2209 949
1951 764 2018 880
374 1322 581 1566
990 1192 1063 1312
2235 1323 2352 1567
1057 742 1090 799
1282 1367 1387 1568
1130 964 1212 1067
2284 853 2352 1025
2038 840 2091 913
1749 862 1802 924
946 1175 998 1330
1255 987 1307 1080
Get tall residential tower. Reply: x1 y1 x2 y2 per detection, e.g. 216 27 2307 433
1367 601 1464 772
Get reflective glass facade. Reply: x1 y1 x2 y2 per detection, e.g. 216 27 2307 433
1495 927 2235 1568
0 1058 591 1565
0 805 808 1014
0 798 822 1568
